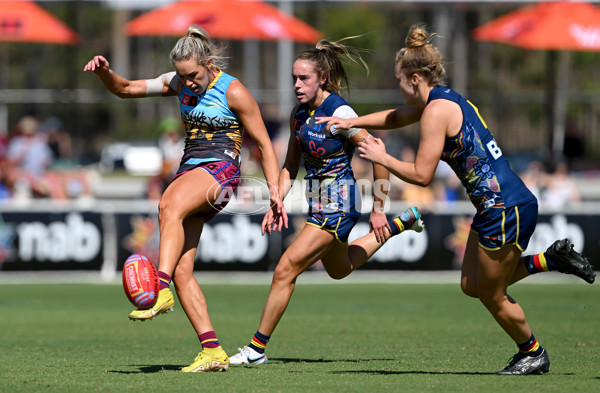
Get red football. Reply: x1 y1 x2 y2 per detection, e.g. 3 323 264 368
122 254 159 309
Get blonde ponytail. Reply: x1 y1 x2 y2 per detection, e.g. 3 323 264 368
170 25 228 69
395 24 446 85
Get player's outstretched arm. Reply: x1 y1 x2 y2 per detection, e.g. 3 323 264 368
316 105 423 132
83 55 148 99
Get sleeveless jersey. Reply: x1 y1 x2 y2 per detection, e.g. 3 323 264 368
178 69 243 168
429 86 536 213
293 93 360 218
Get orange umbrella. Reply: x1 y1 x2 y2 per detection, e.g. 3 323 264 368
472 1 600 51
125 0 320 43
472 1 600 160
0 0 78 44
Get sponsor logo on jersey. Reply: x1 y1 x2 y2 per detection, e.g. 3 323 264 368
181 94 198 107
308 131 326 139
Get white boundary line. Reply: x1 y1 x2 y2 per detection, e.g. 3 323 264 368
0 270 590 285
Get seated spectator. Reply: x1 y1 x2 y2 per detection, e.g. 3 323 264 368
0 131 10 200
157 117 185 175
6 116 54 198
6 116 92 200
40 116 73 167
521 159 547 201
542 162 580 211
40 116 93 200
147 117 185 200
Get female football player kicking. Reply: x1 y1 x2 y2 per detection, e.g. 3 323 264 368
84 25 286 372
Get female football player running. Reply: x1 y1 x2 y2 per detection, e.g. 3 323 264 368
229 38 424 365
320 24 595 375
83 25 286 372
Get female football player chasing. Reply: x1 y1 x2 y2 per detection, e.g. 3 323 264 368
320 24 595 375
83 25 287 372
229 38 424 366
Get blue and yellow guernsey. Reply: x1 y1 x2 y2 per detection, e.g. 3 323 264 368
293 93 360 218
429 86 536 213
178 69 243 168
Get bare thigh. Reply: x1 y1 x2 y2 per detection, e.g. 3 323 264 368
275 224 338 279
477 244 522 303
157 168 222 275
159 168 223 219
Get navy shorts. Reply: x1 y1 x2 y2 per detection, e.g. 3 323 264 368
471 199 538 251
306 213 359 243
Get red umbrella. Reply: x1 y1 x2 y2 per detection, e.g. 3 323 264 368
0 0 79 44
472 1 600 51
125 0 320 43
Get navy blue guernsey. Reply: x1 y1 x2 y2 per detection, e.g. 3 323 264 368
293 93 360 218
428 86 536 213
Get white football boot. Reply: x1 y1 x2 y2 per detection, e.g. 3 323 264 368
229 346 268 365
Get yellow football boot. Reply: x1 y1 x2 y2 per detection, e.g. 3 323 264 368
181 346 230 373
128 288 174 321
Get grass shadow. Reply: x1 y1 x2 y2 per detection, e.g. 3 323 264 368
331 370 577 376
272 357 395 364
109 364 182 374
332 370 492 376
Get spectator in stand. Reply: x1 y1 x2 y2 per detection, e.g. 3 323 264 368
0 129 10 199
148 117 185 200
521 160 547 201
157 117 185 172
542 161 580 211
6 116 54 198
40 117 73 166
38 116 92 200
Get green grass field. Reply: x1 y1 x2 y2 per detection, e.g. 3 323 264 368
1 280 598 392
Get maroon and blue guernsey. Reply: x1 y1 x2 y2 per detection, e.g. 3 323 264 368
178 69 243 170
